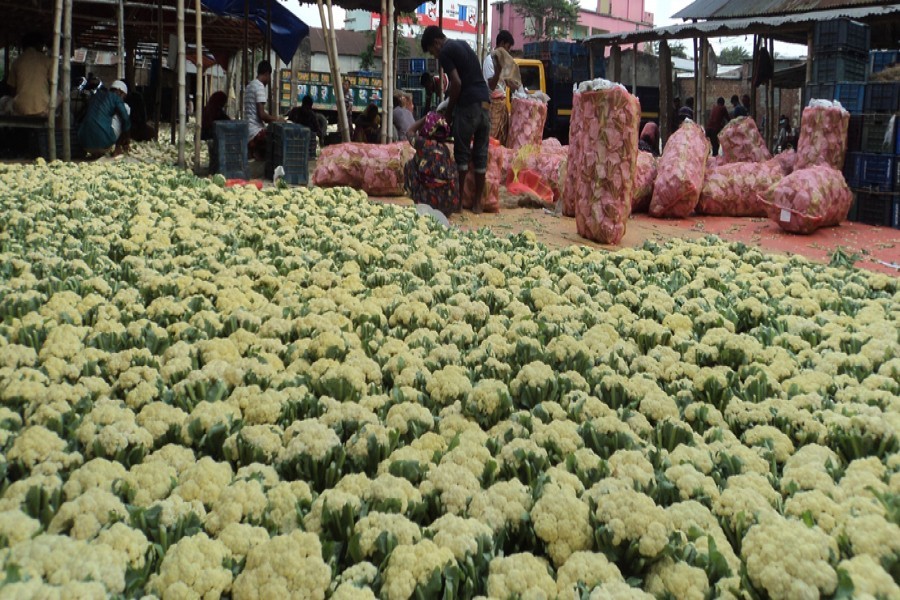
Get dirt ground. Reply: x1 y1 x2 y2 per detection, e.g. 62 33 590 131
372 192 900 276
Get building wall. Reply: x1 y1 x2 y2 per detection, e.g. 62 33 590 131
490 0 652 48
311 54 362 73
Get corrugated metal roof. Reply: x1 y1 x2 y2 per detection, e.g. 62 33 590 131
673 0 889 21
585 3 900 45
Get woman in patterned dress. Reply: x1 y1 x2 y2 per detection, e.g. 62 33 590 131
403 110 460 216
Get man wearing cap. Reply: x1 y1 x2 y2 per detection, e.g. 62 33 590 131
421 25 491 213
77 79 132 157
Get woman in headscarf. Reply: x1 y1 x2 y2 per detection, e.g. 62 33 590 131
638 121 659 156
403 110 459 216
201 91 230 140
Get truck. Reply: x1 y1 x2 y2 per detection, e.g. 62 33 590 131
278 69 383 121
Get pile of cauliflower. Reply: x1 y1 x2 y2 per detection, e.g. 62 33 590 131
0 159 897 599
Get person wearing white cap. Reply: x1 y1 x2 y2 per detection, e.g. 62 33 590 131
77 79 132 157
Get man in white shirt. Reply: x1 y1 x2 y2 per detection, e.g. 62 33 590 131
482 30 515 145
392 92 416 142
244 60 281 161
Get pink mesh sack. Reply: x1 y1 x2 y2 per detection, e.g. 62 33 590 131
632 151 658 213
697 160 783 217
719 116 771 163
312 142 415 196
794 101 850 171
760 165 852 234
507 97 548 151
649 120 710 218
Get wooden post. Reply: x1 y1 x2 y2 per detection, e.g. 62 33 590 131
767 36 775 152
194 0 202 171
659 38 671 148
438 0 444 100
631 42 638 95
267 0 273 112
155 0 163 129
692 36 699 110
805 29 813 86
319 0 348 142
588 43 595 79
243 0 249 119
379 0 388 143
388 0 394 139
117 0 125 80
700 37 708 128
177 0 186 168
750 35 758 122
62 0 72 160
610 44 621 83
483 0 488 62
475 0 482 60
48 0 64 162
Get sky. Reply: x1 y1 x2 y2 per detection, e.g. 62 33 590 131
286 0 805 57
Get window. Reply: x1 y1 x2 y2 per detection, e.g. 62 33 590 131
524 16 536 36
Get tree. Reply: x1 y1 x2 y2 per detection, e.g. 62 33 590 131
508 0 580 41
718 45 750 65
670 42 688 59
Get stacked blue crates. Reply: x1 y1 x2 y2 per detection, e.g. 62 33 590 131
266 122 311 186
210 121 249 179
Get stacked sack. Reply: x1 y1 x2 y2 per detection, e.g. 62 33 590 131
761 165 852 233
461 138 506 213
718 116 771 163
649 120 709 218
312 143 415 196
508 96 549 151
562 79 640 244
697 160 783 217
794 100 850 170
631 151 658 213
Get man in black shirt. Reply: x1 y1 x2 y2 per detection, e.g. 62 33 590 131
421 25 491 213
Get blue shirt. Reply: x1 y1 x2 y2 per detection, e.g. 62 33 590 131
77 89 131 150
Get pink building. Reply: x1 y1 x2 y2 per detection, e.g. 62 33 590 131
491 0 653 47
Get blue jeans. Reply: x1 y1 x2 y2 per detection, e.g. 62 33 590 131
452 102 490 173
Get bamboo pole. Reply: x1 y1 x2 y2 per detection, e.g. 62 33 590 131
62 0 72 160
631 42 637 95
380 0 388 143
155 0 163 129
117 0 125 80
48 0 64 162
692 36 699 110
327 0 348 141
194 0 202 171
767 36 775 152
475 0 482 61
267 0 273 112
610 44 620 83
243 0 249 118
483 0 488 62
177 0 186 168
805 30 813 86
659 38 671 148
750 35 758 122
387 0 394 140
700 37 708 129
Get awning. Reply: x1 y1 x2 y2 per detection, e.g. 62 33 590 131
201 0 309 64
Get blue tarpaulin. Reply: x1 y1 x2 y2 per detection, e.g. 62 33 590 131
201 0 309 65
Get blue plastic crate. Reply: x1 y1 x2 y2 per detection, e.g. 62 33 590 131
523 42 540 58
211 120 249 179
409 58 427 72
813 51 867 83
847 115 863 152
814 19 870 54
893 195 900 228
847 153 895 190
834 82 865 113
267 122 310 185
860 114 896 153
864 82 900 113
570 43 588 58
869 50 899 75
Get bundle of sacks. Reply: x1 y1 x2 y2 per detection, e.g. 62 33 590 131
507 93 550 151
507 139 569 206
312 142 415 196
651 100 851 233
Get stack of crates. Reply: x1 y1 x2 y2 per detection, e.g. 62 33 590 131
210 121 249 179
31 129 85 160
266 122 311 185
397 58 438 75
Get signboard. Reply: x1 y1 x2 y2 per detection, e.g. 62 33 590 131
372 2 479 34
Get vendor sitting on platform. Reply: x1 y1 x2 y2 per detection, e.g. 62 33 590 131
245 60 282 160
77 79 132 157
201 91 230 140
0 32 54 117
287 94 328 150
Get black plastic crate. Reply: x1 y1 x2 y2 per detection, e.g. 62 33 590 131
32 129 85 160
864 82 900 113
813 51 867 83
835 82 865 113
869 50 899 75
847 115 864 151
803 83 835 106
814 19 870 54
852 191 896 226
860 114 897 153
267 122 310 185
210 120 249 179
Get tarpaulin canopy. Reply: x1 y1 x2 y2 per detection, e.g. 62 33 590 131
201 0 309 64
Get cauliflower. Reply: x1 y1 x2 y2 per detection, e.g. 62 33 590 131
380 539 456 600
532 484 592 567
7 425 82 473
837 554 900 600
2 534 127 593
645 557 709 600
0 509 41 546
741 514 838 599
204 479 268 535
148 532 233 599
173 456 234 507
556 551 624 598
231 531 331 599
48 488 128 540
352 512 421 559
426 514 493 561
487 553 557 600
216 522 270 559
95 522 150 569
